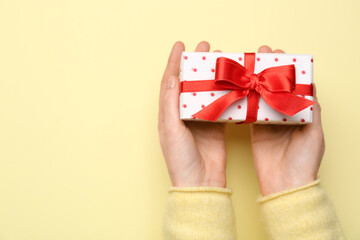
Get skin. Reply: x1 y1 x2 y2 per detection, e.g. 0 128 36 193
158 41 325 196
251 46 325 196
158 41 226 188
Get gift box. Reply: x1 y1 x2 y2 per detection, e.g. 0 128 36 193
179 52 315 124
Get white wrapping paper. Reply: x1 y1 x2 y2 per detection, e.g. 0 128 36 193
179 52 314 124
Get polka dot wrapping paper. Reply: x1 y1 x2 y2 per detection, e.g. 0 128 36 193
179 52 314 124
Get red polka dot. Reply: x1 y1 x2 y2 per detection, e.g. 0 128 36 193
193 68 197 72
183 104 187 108
258 106 260 109
210 93 215 97
211 68 215 72
256 57 260 61
202 56 206 60
301 118 305 122
275 58 278 62
191 115 196 119
192 92 197 96
237 105 241 109
238 57 243 61
201 104 205 108
184 56 188 60
310 107 313 111
311 59 313 63
301 70 306 74
228 117 232 120
265 118 269 121
293 58 297 62
282 118 287 122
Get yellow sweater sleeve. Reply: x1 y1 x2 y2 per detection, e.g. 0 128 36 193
257 178 346 240
163 186 236 240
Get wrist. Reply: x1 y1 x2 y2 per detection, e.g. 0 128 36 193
171 173 226 188
258 175 317 196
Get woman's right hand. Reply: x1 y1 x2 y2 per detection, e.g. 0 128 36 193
158 41 227 188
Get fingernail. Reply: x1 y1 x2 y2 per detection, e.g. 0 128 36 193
167 76 175 89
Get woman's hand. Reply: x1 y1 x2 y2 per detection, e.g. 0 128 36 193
158 41 227 188
251 45 325 196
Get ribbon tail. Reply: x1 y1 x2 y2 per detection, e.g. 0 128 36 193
261 91 316 116
193 90 248 121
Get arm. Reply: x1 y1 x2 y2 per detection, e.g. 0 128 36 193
251 46 346 240
158 41 236 240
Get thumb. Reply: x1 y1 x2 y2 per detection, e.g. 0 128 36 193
160 75 184 132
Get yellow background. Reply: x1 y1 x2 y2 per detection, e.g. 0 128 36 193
0 0 359 239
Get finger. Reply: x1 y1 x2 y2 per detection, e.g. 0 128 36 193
213 50 222 52
258 45 272 53
304 83 322 133
160 75 184 132
313 83 317 99
273 49 285 53
161 41 185 89
159 42 185 132
311 84 322 125
307 99 322 130
160 41 184 104
195 41 210 52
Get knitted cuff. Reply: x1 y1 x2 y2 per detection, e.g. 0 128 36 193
257 178 346 240
163 187 236 240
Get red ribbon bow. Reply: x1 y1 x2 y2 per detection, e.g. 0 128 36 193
180 53 315 123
